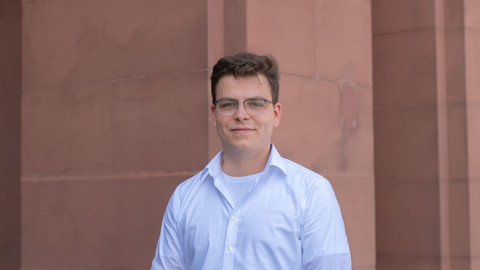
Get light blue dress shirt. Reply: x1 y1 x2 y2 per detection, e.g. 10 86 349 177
151 145 351 270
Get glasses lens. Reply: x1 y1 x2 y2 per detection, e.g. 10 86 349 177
217 99 238 115
216 98 269 116
245 99 266 115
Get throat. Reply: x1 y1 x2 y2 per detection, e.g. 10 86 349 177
222 146 271 176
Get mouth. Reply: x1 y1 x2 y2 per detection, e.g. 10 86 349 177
231 127 254 134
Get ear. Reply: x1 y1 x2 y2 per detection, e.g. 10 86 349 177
211 104 217 128
273 102 282 127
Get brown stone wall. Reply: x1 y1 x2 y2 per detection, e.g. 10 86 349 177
8 0 478 269
19 0 376 269
373 1 443 268
21 0 209 269
373 0 480 269
0 0 21 269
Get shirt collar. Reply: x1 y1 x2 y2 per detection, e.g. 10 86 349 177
204 143 288 179
266 144 288 175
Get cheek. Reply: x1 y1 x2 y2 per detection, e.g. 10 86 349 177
214 116 229 131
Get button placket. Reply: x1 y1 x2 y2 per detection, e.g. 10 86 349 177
222 213 240 269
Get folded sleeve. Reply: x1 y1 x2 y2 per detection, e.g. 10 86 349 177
301 178 352 270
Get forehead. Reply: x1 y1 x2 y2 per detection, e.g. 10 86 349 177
216 74 271 99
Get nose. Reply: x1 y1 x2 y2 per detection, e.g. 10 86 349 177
234 102 250 119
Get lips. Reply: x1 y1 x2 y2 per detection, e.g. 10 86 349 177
231 127 254 134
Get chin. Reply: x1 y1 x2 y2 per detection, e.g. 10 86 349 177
230 143 252 151
230 141 270 153
221 139 251 151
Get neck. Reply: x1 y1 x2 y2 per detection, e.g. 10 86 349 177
222 144 271 177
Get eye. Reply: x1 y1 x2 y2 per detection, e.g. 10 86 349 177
246 99 265 108
218 100 237 109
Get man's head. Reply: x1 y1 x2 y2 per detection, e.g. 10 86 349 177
211 52 279 105
210 53 282 158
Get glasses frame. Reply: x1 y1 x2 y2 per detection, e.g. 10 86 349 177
214 97 273 116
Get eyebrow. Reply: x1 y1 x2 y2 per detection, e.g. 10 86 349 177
218 96 266 100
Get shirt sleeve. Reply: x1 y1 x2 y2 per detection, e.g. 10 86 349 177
301 178 352 270
151 191 184 270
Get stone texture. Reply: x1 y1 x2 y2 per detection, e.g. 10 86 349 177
470 180 480 261
376 180 441 255
373 0 479 269
466 28 480 181
22 71 209 179
465 0 480 29
22 0 207 90
371 0 435 34
374 105 439 181
21 1 210 269
329 175 376 269
377 255 441 270
247 0 372 85
21 175 185 270
247 0 315 77
313 0 372 85
109 71 208 175
224 0 246 54
274 75 373 176
13 0 479 269
444 179 471 256
0 0 21 268
373 30 437 108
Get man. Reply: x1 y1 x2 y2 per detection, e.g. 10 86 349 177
151 52 351 269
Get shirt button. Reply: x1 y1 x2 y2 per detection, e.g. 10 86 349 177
228 245 234 251
231 215 238 221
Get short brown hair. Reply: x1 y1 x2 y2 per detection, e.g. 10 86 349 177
210 52 279 104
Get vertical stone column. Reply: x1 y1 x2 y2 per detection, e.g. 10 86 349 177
373 0 479 269
0 0 21 269
436 0 472 269
373 2 441 269
465 0 480 268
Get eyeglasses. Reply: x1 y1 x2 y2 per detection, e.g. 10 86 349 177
215 98 273 116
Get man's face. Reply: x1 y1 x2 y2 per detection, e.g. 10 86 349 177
211 74 281 155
